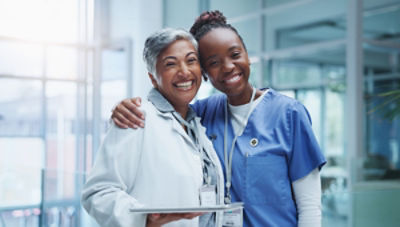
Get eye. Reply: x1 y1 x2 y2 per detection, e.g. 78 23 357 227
208 60 219 67
187 57 198 64
232 52 241 58
165 61 176 67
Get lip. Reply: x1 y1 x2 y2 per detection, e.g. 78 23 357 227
222 72 242 86
173 80 195 91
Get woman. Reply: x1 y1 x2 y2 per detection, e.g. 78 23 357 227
81 28 225 227
112 11 326 227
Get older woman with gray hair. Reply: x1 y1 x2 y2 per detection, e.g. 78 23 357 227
81 28 225 227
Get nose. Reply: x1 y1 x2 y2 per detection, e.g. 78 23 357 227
177 63 190 78
222 59 234 73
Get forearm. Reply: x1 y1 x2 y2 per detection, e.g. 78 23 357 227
292 168 322 227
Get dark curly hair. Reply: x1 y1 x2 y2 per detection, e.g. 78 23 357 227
189 10 247 51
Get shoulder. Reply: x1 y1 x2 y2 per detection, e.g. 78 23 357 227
269 89 298 105
104 100 156 142
267 89 307 112
192 93 225 116
138 99 165 120
104 122 142 145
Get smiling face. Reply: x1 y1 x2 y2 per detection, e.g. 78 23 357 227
198 28 252 105
149 39 202 114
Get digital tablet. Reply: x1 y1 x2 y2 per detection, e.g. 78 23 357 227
129 202 244 214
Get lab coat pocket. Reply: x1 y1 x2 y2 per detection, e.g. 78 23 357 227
245 154 288 205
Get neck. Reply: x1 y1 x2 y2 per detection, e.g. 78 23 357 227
174 105 188 120
227 84 254 106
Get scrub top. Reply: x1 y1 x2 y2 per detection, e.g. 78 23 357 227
192 89 326 227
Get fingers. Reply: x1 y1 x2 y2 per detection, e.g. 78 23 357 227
112 100 145 129
112 109 137 129
147 213 183 226
181 212 204 219
112 116 129 129
133 97 142 107
123 98 145 120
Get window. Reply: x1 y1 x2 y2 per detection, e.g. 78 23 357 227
0 0 131 226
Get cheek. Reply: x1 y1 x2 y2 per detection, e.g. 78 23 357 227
208 76 221 89
207 71 219 85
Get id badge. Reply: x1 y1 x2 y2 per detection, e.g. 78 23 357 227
222 207 243 227
200 185 216 206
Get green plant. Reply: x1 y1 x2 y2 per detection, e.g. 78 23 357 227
368 89 400 121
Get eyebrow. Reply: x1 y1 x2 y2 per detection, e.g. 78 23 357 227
162 51 197 62
228 45 241 52
204 45 242 61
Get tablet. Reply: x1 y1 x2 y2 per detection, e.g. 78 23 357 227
129 202 244 214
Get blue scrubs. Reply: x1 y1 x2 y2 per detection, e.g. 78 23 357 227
192 89 326 227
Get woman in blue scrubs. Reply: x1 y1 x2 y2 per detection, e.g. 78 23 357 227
112 11 326 227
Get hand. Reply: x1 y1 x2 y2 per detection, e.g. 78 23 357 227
111 97 145 129
146 212 203 227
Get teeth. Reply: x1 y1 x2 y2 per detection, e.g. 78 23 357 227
176 81 193 89
225 75 241 84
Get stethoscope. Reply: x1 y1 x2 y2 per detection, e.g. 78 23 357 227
223 87 256 204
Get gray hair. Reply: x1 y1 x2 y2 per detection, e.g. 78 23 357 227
143 28 198 76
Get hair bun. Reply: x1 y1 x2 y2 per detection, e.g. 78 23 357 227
190 10 227 36
201 10 226 24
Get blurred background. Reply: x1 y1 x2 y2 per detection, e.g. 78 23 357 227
0 0 399 226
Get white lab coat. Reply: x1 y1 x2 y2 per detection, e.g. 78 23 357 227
81 99 225 227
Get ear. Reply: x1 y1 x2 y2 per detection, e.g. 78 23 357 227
148 72 158 88
245 53 251 66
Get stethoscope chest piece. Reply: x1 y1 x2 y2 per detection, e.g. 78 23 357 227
250 138 258 147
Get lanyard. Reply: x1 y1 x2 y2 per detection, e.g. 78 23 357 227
223 87 256 204
172 112 212 185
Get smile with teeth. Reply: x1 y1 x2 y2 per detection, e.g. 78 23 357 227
175 80 193 90
224 73 241 84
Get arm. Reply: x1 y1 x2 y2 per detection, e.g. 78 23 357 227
111 97 207 129
82 124 203 226
81 124 147 226
292 168 322 227
147 213 204 227
111 97 145 129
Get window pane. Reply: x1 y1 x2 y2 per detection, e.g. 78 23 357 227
45 82 77 199
322 87 346 194
278 90 295 99
271 44 345 88
232 18 261 55
102 49 128 81
363 4 400 44
86 84 94 172
325 88 345 163
249 61 262 88
164 0 198 29
0 79 42 136
0 138 44 206
364 44 400 75
277 18 346 49
269 0 347 49
210 0 259 17
365 79 400 180
263 0 300 8
46 46 78 79
0 41 43 77
101 80 126 134
272 60 322 88
0 0 78 42
297 89 322 143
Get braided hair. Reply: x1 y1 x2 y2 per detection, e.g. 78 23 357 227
189 10 247 51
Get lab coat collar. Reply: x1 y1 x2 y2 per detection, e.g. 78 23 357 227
147 88 196 122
